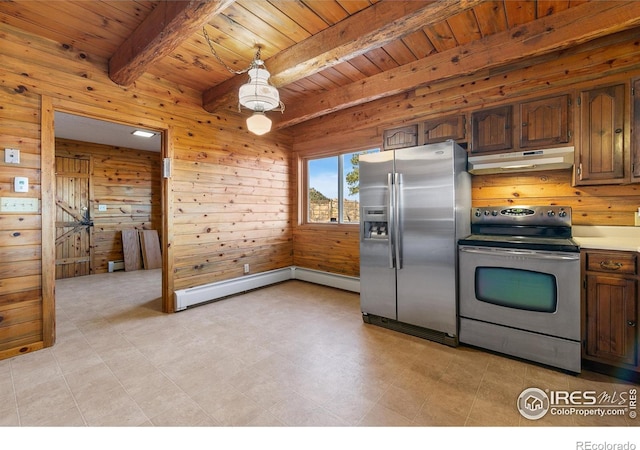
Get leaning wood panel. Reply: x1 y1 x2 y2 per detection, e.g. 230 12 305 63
121 230 142 271
139 229 162 270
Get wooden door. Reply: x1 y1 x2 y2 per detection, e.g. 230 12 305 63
382 124 418 150
55 155 93 279
632 78 640 181
423 115 466 144
519 95 570 148
585 274 637 367
577 84 626 183
471 105 513 153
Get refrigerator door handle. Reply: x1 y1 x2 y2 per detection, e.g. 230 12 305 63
387 172 395 269
394 172 403 270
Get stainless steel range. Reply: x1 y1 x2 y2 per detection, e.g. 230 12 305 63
458 206 581 373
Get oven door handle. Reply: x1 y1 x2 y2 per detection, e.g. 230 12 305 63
459 246 580 261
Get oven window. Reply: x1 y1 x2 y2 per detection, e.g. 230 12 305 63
475 267 557 313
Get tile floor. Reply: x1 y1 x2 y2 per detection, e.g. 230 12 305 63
1 269 638 429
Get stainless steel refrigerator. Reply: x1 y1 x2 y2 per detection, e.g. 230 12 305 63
359 140 470 346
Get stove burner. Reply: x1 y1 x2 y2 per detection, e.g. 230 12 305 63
460 206 579 252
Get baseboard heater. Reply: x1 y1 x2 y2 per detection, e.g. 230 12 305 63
174 266 360 311
108 260 125 272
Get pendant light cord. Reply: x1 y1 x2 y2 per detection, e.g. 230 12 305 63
202 26 260 75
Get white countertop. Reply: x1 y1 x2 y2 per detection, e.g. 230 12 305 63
573 225 640 252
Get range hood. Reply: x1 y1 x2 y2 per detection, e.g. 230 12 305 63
468 146 574 175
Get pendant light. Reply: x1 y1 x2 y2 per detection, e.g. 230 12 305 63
238 58 283 135
203 27 284 135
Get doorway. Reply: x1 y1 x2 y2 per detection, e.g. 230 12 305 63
52 111 164 282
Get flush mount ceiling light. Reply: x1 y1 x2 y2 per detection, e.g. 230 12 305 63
132 130 155 138
203 27 284 136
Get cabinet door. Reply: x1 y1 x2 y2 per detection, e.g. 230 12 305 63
382 124 418 151
577 84 625 183
471 105 512 153
633 78 640 181
584 274 637 367
519 95 569 148
423 115 466 144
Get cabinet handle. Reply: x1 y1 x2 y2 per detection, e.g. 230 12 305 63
628 321 637 327
615 128 622 134
599 260 623 270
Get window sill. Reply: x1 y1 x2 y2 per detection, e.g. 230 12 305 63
299 222 359 231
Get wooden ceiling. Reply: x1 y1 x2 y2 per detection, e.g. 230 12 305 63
3 0 640 130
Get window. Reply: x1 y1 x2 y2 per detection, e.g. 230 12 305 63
306 148 379 224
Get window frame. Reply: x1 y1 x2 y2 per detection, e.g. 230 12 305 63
299 146 379 227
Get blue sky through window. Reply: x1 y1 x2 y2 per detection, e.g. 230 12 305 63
308 156 338 199
308 151 372 200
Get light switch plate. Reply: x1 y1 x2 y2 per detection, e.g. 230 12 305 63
4 148 20 164
0 197 39 212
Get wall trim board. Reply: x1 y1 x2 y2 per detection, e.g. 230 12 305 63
41 95 56 347
174 266 360 311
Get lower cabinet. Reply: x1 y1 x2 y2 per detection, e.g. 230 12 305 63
581 250 639 376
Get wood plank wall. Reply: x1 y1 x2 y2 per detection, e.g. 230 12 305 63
0 81 43 358
0 20 294 358
55 138 162 273
292 28 640 277
171 135 292 290
473 171 640 226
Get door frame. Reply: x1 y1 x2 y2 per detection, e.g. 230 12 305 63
41 96 174 346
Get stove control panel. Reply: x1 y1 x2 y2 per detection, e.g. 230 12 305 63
471 206 572 226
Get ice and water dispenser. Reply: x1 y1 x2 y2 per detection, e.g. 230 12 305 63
361 206 389 240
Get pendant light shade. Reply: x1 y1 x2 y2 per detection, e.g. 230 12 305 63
238 67 281 112
246 111 272 136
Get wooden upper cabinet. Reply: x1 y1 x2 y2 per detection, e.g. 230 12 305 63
519 95 570 148
633 78 640 181
423 115 466 144
576 83 626 184
382 124 418 151
471 105 512 153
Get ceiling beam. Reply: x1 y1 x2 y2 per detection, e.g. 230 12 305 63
275 0 640 129
109 0 235 87
202 0 484 113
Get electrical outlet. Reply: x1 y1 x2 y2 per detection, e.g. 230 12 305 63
244 263 250 274
98 204 107 212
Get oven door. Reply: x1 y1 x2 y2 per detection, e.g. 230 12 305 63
458 245 580 341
